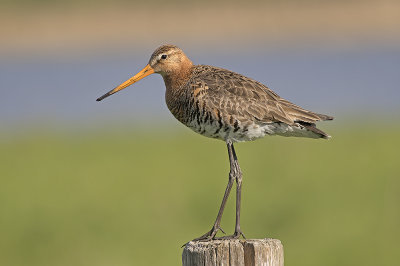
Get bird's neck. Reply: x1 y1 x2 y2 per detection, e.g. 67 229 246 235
162 59 194 92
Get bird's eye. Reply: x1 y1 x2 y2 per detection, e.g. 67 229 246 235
161 54 167 59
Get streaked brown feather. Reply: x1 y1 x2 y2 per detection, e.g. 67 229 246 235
150 44 334 140
187 65 330 126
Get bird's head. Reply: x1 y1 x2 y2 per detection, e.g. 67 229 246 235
148 44 191 75
96 44 191 101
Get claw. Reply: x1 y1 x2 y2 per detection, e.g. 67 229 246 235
182 227 246 247
184 225 225 246
214 230 245 240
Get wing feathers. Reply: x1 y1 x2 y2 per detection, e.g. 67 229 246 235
190 65 333 126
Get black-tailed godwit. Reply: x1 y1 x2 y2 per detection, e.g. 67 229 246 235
97 44 333 241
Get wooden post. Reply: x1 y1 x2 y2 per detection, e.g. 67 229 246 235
182 238 284 266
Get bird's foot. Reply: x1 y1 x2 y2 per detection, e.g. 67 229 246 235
192 225 225 241
182 225 225 247
215 230 246 240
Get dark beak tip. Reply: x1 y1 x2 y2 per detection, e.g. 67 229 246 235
96 91 113 102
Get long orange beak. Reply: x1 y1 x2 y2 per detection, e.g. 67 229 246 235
96 64 154 101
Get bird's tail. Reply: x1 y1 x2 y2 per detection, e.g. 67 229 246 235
298 121 331 139
315 113 334 121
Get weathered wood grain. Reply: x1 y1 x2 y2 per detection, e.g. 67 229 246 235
182 238 283 266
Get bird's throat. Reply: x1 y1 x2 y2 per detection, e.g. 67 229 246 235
162 59 193 92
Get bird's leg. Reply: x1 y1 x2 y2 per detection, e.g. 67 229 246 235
231 142 245 238
216 140 245 240
190 140 236 242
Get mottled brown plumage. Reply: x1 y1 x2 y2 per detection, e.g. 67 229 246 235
97 44 333 242
171 64 333 140
148 45 333 142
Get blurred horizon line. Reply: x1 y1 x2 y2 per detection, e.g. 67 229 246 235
1 110 399 135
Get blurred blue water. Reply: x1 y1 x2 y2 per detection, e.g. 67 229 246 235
1 46 399 131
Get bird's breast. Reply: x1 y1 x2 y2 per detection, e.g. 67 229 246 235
165 93 267 142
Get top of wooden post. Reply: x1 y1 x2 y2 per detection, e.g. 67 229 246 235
182 238 284 266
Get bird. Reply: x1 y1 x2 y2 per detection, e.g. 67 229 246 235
96 44 333 241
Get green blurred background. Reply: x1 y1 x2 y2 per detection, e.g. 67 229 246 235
1 0 399 265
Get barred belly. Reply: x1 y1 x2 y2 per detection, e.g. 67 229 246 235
187 118 321 142
186 117 261 142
